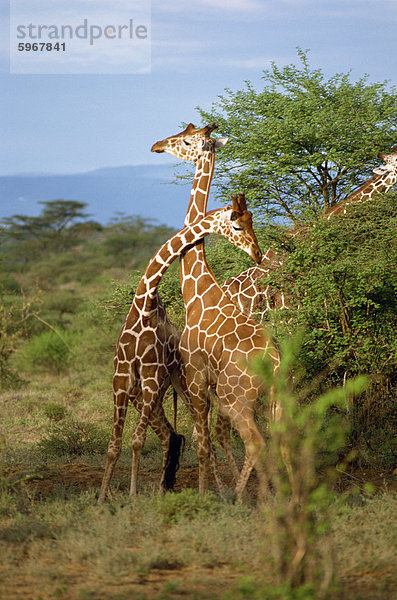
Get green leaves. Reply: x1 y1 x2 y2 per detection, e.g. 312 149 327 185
197 50 397 221
268 192 397 380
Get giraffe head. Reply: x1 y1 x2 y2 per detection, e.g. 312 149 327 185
151 123 228 162
373 146 397 175
208 193 262 264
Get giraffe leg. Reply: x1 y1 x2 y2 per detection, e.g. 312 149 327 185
214 412 240 483
183 375 211 494
130 396 153 496
130 388 172 492
217 373 266 502
171 366 224 495
98 380 130 504
129 374 185 495
194 408 211 495
230 410 265 501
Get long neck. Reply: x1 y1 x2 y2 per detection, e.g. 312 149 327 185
325 169 397 220
133 220 214 315
184 150 215 225
181 150 216 303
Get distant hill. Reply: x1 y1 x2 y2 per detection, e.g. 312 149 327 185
0 164 221 228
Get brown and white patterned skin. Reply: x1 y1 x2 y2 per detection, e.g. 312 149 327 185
152 124 280 499
153 123 242 483
223 148 397 321
98 201 261 503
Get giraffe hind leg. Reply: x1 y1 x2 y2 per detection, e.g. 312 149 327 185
98 385 130 504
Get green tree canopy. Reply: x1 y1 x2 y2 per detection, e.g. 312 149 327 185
1 200 93 256
102 214 175 269
197 50 397 223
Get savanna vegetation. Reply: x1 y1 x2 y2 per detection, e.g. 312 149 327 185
0 53 396 600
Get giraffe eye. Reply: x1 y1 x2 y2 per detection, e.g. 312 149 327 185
232 225 244 231
184 140 191 146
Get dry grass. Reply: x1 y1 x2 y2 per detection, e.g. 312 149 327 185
0 370 395 600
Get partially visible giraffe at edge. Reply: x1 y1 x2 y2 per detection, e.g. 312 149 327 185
99 200 263 503
222 147 397 320
152 124 280 500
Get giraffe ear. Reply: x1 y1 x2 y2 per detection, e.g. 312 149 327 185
373 164 393 175
219 208 233 222
185 123 196 134
215 137 228 148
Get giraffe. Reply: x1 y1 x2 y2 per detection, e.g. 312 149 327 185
152 124 281 499
98 198 262 503
222 147 397 320
152 122 243 482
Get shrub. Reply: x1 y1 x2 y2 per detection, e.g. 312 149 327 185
23 329 77 373
266 193 397 466
251 335 367 598
159 488 221 524
37 418 108 458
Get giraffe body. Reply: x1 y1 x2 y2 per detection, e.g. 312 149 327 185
179 262 279 497
99 202 261 502
152 124 280 499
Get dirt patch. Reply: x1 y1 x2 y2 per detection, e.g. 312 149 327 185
3 461 395 600
7 459 396 499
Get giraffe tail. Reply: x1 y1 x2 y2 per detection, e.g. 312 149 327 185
173 389 178 432
163 431 185 491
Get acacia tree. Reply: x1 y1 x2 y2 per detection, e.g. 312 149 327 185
197 50 397 223
1 200 92 258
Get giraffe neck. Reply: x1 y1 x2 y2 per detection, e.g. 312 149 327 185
180 150 216 302
184 150 215 225
325 169 397 219
133 215 221 316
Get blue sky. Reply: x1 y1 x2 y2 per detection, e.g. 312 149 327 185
1 0 397 175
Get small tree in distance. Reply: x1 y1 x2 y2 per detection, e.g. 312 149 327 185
196 49 397 223
1 199 93 257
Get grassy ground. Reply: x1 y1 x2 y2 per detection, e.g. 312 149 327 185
0 375 396 600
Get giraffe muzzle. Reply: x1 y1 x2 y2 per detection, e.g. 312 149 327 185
151 141 165 153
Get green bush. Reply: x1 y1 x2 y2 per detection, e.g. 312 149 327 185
159 488 221 524
23 329 77 373
265 193 397 465
43 402 69 422
37 418 108 458
269 193 397 380
0 297 23 388
251 335 367 598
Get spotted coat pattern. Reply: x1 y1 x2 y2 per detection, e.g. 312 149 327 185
98 203 261 502
152 124 280 499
